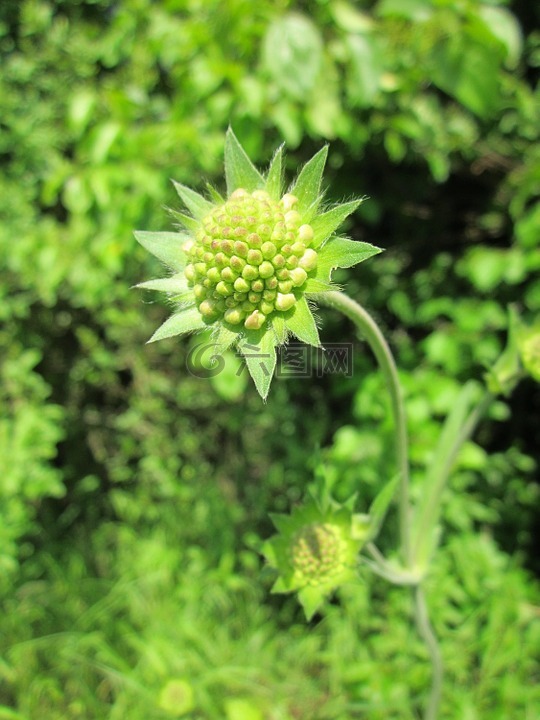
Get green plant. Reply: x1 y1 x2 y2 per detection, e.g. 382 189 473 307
135 129 380 398
135 131 538 720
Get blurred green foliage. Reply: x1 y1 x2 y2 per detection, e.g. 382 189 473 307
1 0 539 717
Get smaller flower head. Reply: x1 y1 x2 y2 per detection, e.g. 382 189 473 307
135 128 381 399
263 501 365 619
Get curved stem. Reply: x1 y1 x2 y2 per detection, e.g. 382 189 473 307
313 291 412 566
415 586 443 720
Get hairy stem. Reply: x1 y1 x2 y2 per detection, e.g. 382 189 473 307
415 586 443 720
314 291 412 565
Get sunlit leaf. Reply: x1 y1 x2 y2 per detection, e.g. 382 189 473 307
224 127 265 194
289 146 328 217
134 231 188 270
283 297 320 346
172 181 214 219
147 306 206 343
311 199 365 248
316 238 382 281
238 328 276 400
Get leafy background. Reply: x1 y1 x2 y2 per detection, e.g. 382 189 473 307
1 0 539 718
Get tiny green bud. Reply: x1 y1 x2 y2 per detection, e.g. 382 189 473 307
259 261 275 279
234 241 248 257
206 267 221 283
247 233 262 248
252 190 270 201
216 281 233 296
193 284 206 300
260 300 274 314
280 193 298 211
244 309 266 330
224 308 245 325
220 267 236 282
299 248 318 271
247 249 263 265
284 210 301 227
234 277 250 293
230 255 246 272
298 224 314 243
290 267 308 286
286 255 299 269
242 265 259 281
278 280 293 294
275 293 296 312
199 299 218 317
261 241 277 259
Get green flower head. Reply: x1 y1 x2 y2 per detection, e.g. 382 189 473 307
263 501 366 619
135 128 381 398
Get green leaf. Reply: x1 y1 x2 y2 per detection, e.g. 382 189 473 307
283 297 320 346
135 274 190 295
147 306 206 343
166 208 201 233
265 144 284 200
311 199 364 248
224 127 265 194
211 324 238 355
316 238 382 281
271 314 289 344
172 181 214 219
289 146 328 216
304 278 336 293
238 328 277 400
297 585 325 621
205 183 225 203
134 231 188 270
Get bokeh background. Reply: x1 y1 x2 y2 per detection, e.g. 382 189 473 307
1 0 539 718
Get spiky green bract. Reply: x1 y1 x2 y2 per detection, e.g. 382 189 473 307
263 497 368 620
135 128 382 399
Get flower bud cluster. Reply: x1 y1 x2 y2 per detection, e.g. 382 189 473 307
289 522 347 587
183 189 317 330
